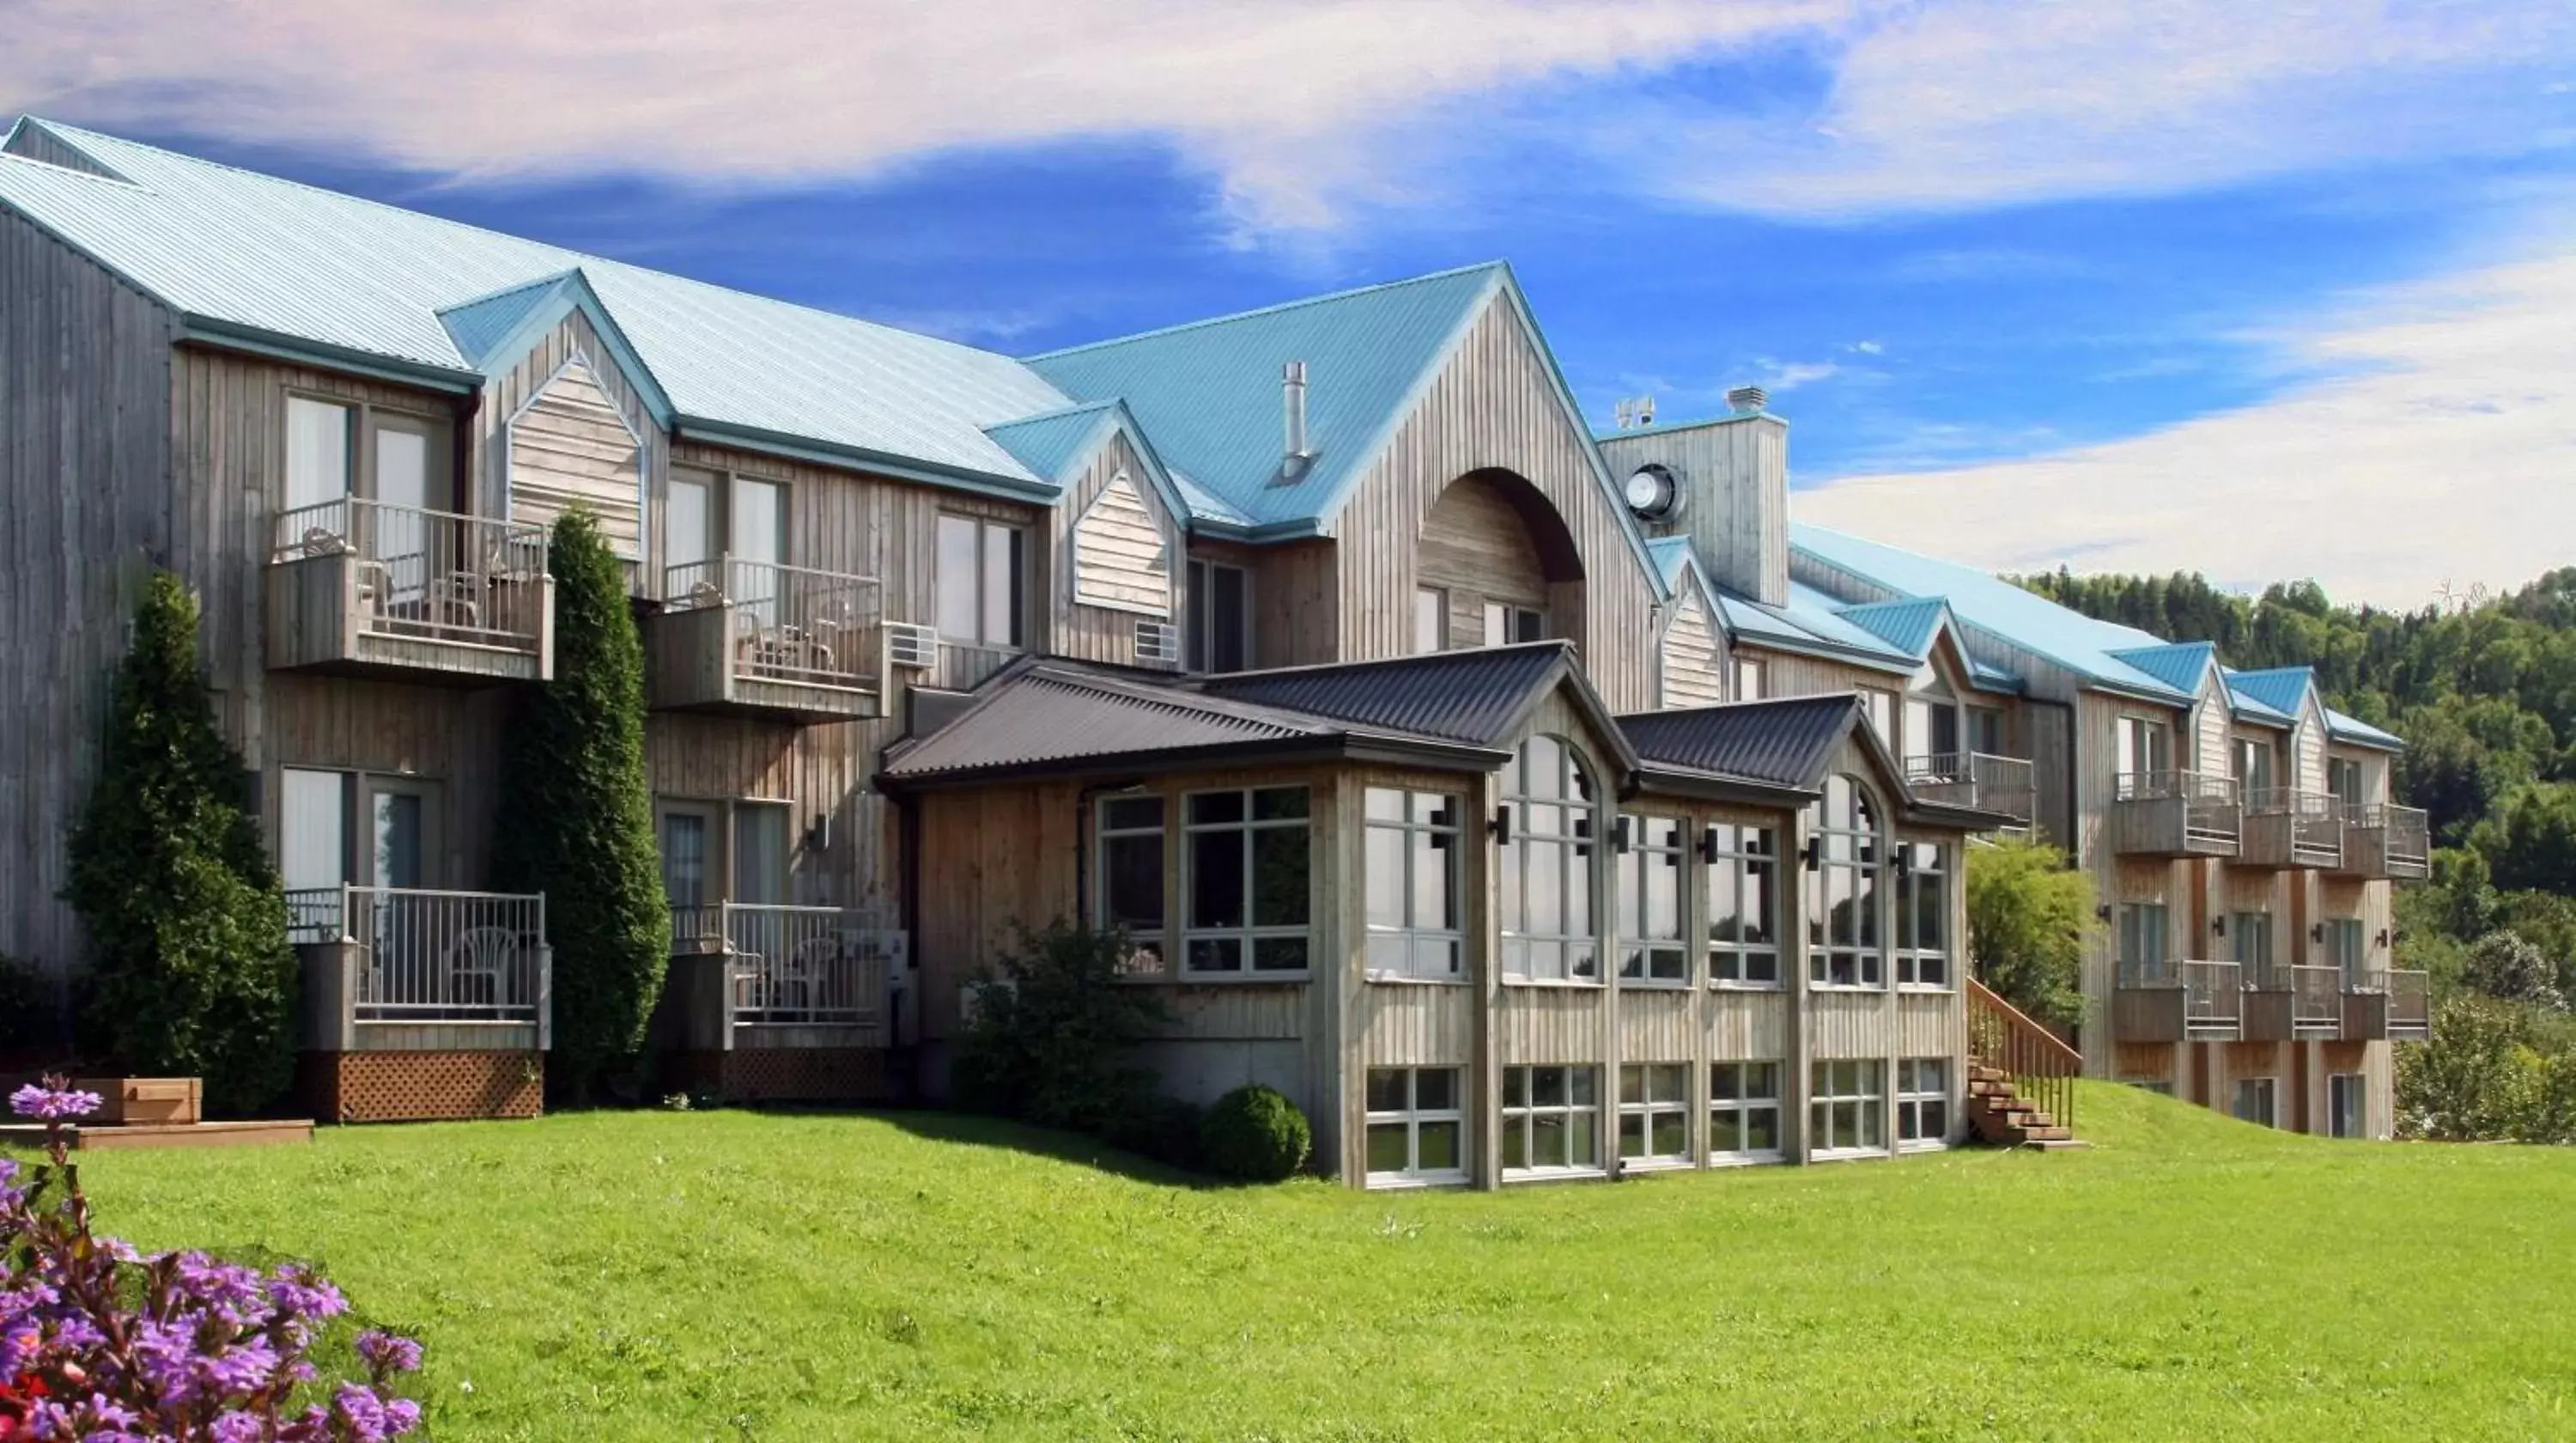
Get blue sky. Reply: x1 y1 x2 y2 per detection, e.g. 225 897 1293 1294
5 0 2573 605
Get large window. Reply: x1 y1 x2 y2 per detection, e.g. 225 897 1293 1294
1903 691 1959 770
1618 1063 1692 1165
1897 1058 1949 1147
2233 736 2275 795
2325 916 2366 987
1806 775 1883 988
1483 601 1543 646
2233 1076 2278 1129
1364 788 1462 981
936 514 1024 648
285 396 355 512
1096 795 1166 971
1182 787 1310 975
1967 705 2006 757
2232 910 2274 977
1704 824 1780 986
2117 902 2169 975
1365 1068 1465 1184
1501 1065 1601 1175
1413 587 1449 654
1811 1059 1886 1154
1616 815 1687 983
1709 1062 1783 1160
1187 558 1251 673
1893 841 1950 989
2328 756 2365 806
2328 1073 2366 1139
1500 736 1599 982
2117 716 2173 795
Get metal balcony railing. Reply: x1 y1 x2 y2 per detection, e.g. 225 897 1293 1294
663 556 884 692
2247 788 2343 867
1905 752 2037 825
271 497 550 653
2113 770 2241 851
285 885 546 1024
671 902 905 1029
2118 957 2243 1029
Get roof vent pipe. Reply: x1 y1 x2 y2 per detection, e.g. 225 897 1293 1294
1726 385 1768 416
1283 361 1310 466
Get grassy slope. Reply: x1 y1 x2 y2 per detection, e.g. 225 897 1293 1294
25 1086 2576 1441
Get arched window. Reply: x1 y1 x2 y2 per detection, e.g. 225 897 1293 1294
1805 774 1883 988
1500 734 1599 981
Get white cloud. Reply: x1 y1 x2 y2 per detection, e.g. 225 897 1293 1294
1794 252 2576 608
1758 358 1840 391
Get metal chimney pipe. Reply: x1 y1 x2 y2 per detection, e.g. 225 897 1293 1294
1283 361 1309 462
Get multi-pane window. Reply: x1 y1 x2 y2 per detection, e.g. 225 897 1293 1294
1413 587 1449 654
1897 1058 1949 1146
1484 601 1543 646
935 514 1024 648
2325 917 2366 987
1903 693 1960 770
1096 795 1166 971
1616 815 1687 983
1500 1065 1601 1174
1704 824 1780 985
2117 902 2169 977
1364 1068 1465 1183
1734 657 1765 701
1364 788 1462 981
1708 1062 1783 1160
2117 716 2173 795
1182 787 1310 975
1187 558 1251 673
1893 842 1949 989
1618 1063 1692 1164
2328 1073 2366 1139
1806 775 1882 987
1810 1059 1886 1154
2233 1076 2278 1128
1499 736 1599 982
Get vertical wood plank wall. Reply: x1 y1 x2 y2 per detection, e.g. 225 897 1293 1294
1596 413 1788 606
1048 431 1182 670
1416 473 1550 645
1657 588 1727 709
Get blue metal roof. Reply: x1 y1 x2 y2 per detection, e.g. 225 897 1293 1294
1790 523 2192 701
982 401 1128 484
1024 264 1505 533
1835 597 1950 659
2324 707 2405 750
2226 667 2317 720
0 118 1074 494
2105 641 2218 697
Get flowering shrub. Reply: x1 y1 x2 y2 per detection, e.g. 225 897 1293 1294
2 1079 422 1441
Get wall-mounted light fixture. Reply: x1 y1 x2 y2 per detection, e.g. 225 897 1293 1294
1491 806 1513 845
2309 922 2326 944
2212 916 2227 939
2375 929 2392 949
2096 903 2114 921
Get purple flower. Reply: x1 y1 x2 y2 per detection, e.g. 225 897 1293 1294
355 1330 422 1377
264 1267 346 1322
7 1084 101 1122
211 1412 269 1443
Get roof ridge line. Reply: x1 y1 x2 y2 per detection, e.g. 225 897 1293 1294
983 397 1126 430
1196 638 1571 686
1021 261 1507 362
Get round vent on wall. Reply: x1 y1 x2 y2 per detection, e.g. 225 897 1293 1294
1624 463 1684 523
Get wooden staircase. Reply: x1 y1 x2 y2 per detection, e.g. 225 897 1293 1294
1966 978 2089 1151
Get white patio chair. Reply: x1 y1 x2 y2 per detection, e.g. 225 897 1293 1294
443 925 519 1011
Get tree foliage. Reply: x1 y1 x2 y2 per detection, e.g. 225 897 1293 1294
2397 997 2549 1142
61 573 295 1114
2461 931 2565 1012
953 921 1173 1134
491 511 669 1100
1963 835 2095 1030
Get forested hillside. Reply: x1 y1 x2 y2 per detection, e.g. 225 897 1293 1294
2015 566 2576 1139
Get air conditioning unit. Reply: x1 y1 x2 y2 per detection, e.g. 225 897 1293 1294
1135 619 1179 664
885 621 939 670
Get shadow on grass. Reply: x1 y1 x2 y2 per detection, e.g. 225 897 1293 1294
731 1103 1234 1190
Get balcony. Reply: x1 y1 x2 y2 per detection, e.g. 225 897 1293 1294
1905 752 2037 829
2335 804 2431 881
288 886 550 1054
2243 788 2343 870
645 557 886 724
2110 771 2241 858
2343 969 2432 1042
2242 962 2343 1041
267 498 552 684
662 903 909 1054
2113 959 2243 1042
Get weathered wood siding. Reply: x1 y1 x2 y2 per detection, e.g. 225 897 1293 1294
506 356 645 560
1329 291 1664 710
1052 432 1180 668
1596 414 1787 606
1359 983 1473 1065
476 311 659 576
1417 472 1549 645
1070 472 1170 615
0 208 179 979
1658 588 1727 709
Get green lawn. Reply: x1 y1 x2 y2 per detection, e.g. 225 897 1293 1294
20 1087 2576 1440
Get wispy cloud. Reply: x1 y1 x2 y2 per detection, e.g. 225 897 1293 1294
1759 358 1841 391
1795 250 2576 606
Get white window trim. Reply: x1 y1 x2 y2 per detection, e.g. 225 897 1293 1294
936 512 1027 650
1186 557 1253 674
1364 1067 1469 1188
1708 1061 1785 1165
1705 822 1783 991
1809 1058 1889 1160
1893 841 1953 993
1807 777 1887 991
1617 1062 1695 1169
1499 739 1602 985
2327 1072 2367 1139
2233 1075 2281 1129
1093 794 1168 977
1500 1065 1607 1180
1178 786 1312 979
1896 1056 1951 1151
1362 788 1465 984
1616 814 1691 987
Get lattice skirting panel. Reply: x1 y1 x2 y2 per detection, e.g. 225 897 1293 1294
668 1047 890 1105
301 1050 544 1123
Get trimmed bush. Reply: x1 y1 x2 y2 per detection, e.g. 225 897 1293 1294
62 572 296 1113
1965 833 2095 1030
953 922 1171 1133
492 511 670 1100
1200 1084 1310 1182
1101 1093 1206 1171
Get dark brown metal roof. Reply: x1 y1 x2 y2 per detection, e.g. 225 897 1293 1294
1196 641 1575 746
1616 695 1862 790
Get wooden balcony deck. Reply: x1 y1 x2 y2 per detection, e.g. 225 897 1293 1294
2243 964 2343 1041
2342 969 2431 1042
2113 959 2243 1042
2333 804 2431 880
289 886 551 1054
1905 752 2037 829
2242 788 2343 870
645 557 887 724
656 904 913 1104
2110 771 2241 858
265 498 552 685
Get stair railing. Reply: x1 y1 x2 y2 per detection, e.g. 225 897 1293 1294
1967 977 2081 1136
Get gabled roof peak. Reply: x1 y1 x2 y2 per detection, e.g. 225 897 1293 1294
1022 261 1510 362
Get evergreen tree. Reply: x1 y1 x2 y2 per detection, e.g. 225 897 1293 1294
492 511 670 1100
63 572 295 1113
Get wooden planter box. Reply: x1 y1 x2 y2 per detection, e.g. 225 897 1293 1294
72 1076 203 1126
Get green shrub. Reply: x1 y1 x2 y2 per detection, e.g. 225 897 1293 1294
953 921 1171 1133
492 511 670 1101
1100 1093 1206 1171
1965 833 2094 1030
62 572 295 1113
2397 995 2548 1140
0 954 59 1052
1200 1084 1310 1182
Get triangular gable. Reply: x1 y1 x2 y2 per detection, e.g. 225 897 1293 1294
2106 640 2218 696
1071 469 1174 617
983 398 1190 531
1 118 131 182
1837 597 1950 658
438 269 674 429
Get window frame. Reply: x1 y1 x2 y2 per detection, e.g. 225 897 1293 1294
2325 916 2366 987
935 512 1027 649
1482 600 1543 647
1809 1058 1888 1158
1364 1067 1467 1185
2327 1072 2366 1139
1615 813 1689 985
2116 715 2175 796
1186 557 1252 673
1179 785 1313 978
2327 756 2365 806
1362 787 1465 983
1499 1064 1604 1178
1896 1057 1950 1148
1734 656 1765 701
1707 1061 1784 1163
1703 823 1782 989
1617 1062 1694 1167
1893 840 1952 990
2117 901 2170 975
1498 736 1601 984
1805 775 1886 989
1094 794 1170 975
2233 1075 2280 1128
1413 585 1449 654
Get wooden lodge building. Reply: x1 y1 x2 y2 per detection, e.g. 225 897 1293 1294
0 119 2421 1172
